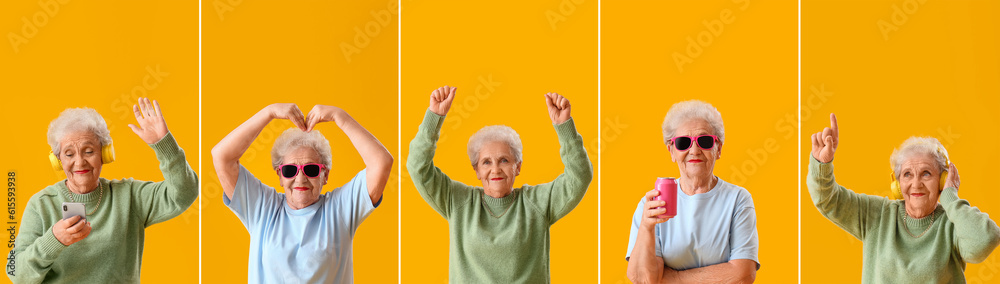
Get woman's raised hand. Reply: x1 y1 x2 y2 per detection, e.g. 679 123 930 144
267 103 307 131
305 105 346 132
810 113 839 163
128 97 170 144
429 86 456 116
544 92 571 125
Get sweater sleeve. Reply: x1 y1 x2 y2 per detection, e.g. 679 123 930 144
7 195 67 284
129 132 199 227
523 118 593 225
939 187 1000 263
406 109 472 218
806 156 888 240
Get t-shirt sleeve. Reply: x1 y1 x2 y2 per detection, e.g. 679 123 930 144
729 189 760 269
223 165 279 232
626 198 662 261
328 169 377 233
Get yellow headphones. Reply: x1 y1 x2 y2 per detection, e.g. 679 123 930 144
888 144 949 200
48 143 115 171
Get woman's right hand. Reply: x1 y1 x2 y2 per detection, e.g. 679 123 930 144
53 215 91 246
266 103 307 130
810 113 839 163
640 189 671 230
429 86 456 116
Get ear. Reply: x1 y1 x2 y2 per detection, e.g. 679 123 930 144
514 162 522 176
716 144 723 160
322 168 330 185
472 165 481 180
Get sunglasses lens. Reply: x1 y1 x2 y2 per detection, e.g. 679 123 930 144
674 137 692 151
303 165 321 178
280 165 298 178
697 136 715 149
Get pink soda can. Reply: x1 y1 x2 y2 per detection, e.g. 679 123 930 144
655 177 678 218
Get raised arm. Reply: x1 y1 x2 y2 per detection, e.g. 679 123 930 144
406 86 469 217
305 105 392 205
938 164 1000 263
127 97 199 225
806 113 885 239
527 93 593 223
212 103 306 199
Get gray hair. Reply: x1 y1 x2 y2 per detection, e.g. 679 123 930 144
467 125 522 167
271 128 332 170
47 107 113 154
890 136 949 178
662 100 725 146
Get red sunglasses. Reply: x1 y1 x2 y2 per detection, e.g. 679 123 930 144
277 163 325 178
669 135 719 151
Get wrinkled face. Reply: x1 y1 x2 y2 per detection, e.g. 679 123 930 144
473 140 521 197
278 146 328 210
899 153 943 217
668 119 722 180
59 131 104 192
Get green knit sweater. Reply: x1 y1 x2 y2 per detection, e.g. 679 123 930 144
407 110 593 283
7 133 198 284
807 156 1000 283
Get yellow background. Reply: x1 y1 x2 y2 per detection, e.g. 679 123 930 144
200 0 399 283
400 0 598 282
802 0 1000 283
0 1 199 283
601 1 798 283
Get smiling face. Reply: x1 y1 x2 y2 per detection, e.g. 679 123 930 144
473 140 521 198
898 153 943 218
668 119 722 180
58 131 104 193
278 146 328 210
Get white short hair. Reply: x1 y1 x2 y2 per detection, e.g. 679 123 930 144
271 128 332 170
467 125 522 167
890 136 949 178
47 107 113 154
662 100 725 145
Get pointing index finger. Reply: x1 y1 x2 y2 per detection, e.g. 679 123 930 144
830 113 838 133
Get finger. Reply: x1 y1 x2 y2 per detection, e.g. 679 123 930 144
644 189 659 200
645 200 665 210
825 136 834 148
446 87 456 101
132 104 142 120
647 208 666 218
68 218 86 233
559 96 570 109
830 113 838 135
140 97 149 116
153 100 162 118
812 133 824 148
128 124 142 135
292 109 307 131
544 93 553 108
821 127 834 144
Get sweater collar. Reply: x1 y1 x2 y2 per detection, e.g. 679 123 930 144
60 178 107 203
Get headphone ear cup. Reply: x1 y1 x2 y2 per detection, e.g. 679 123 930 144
49 152 62 172
889 171 903 200
102 143 115 164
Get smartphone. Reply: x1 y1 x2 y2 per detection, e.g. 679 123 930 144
61 202 86 221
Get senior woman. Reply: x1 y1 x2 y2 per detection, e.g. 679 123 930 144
407 86 593 283
8 98 198 283
212 103 392 283
807 113 1000 283
626 100 759 284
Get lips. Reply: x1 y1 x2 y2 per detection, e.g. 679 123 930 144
490 178 504 181
910 193 926 197
688 159 703 163
73 170 90 174
293 187 310 191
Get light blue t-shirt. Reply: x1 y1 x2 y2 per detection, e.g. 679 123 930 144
224 165 380 284
626 178 759 270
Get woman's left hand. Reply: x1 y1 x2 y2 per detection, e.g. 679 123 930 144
128 97 170 144
305 104 346 131
545 92 571 125
944 163 960 191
